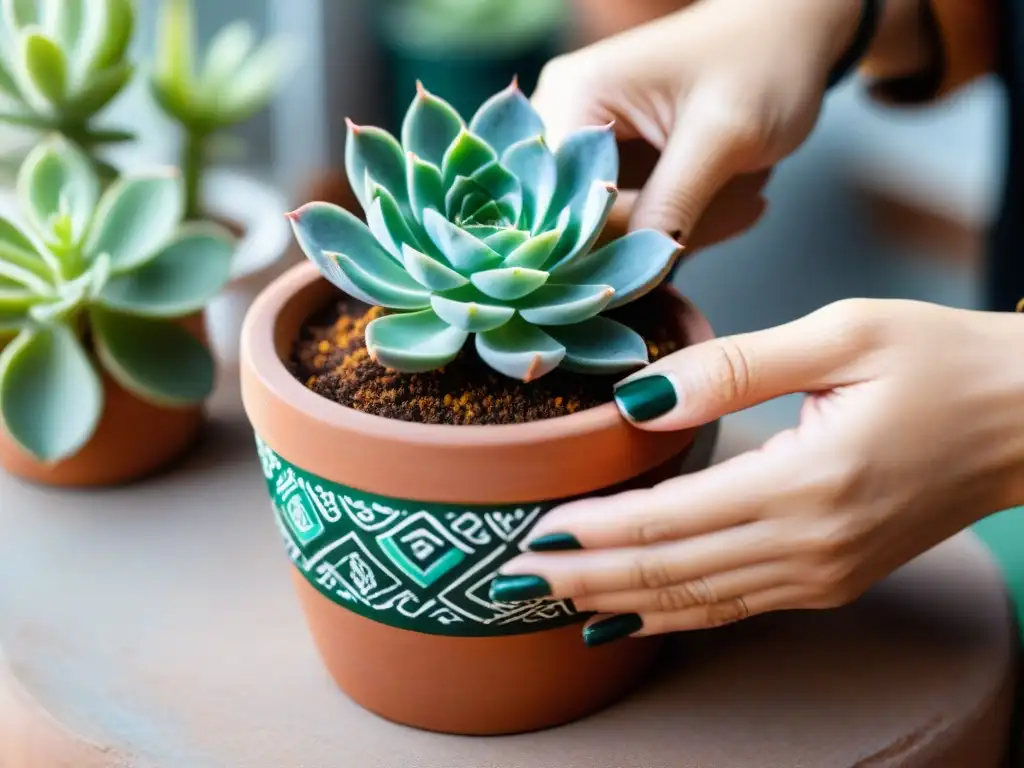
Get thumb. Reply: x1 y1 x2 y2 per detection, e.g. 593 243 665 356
614 306 868 430
629 104 760 242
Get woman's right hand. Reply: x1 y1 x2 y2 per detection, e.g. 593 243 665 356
532 0 867 245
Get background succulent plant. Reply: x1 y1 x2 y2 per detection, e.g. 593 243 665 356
0 136 233 461
0 0 135 160
289 80 681 382
150 0 294 219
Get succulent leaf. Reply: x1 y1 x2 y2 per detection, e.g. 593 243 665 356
21 27 67 105
501 229 560 269
288 201 427 307
441 129 496 190
545 124 618 229
551 230 681 310
431 293 515 333
217 37 293 122
84 171 185 272
87 0 134 73
367 193 420 263
406 153 445 223
365 309 468 373
484 229 529 257
91 306 214 406
546 317 649 374
331 252 431 310
468 79 544 157
549 180 618 269
0 324 103 461
61 62 134 119
517 283 615 326
200 20 254 96
346 121 409 214
97 224 235 317
422 208 502 273
503 135 556 231
471 267 548 301
153 0 196 113
4 0 36 29
297 85 683 382
17 135 97 247
402 84 463 169
0 215 57 282
402 244 468 292
476 316 565 382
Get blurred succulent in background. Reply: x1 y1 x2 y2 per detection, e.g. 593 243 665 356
0 0 135 162
150 0 295 220
289 81 681 382
0 136 234 461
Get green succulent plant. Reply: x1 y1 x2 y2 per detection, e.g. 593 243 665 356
0 135 234 461
289 80 681 383
0 0 135 154
150 0 294 219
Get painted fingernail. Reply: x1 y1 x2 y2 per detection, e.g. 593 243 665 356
527 533 582 552
583 614 644 648
614 374 678 423
489 574 551 603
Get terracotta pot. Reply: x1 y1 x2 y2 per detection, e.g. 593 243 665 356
240 262 716 735
0 314 208 488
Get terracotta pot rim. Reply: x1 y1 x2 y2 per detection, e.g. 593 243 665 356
242 261 712 449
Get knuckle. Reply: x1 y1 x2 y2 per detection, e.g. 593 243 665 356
630 557 674 591
632 518 674 547
705 597 750 627
655 579 716 612
701 337 755 408
815 299 885 354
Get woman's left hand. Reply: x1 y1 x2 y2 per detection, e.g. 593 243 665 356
491 299 1024 646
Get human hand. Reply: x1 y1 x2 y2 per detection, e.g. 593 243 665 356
491 300 1024 646
532 0 867 246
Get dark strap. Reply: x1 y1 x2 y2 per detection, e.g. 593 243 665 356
828 0 884 88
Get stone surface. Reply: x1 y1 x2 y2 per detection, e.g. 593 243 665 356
0 378 1015 768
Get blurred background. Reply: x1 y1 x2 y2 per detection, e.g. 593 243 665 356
0 0 1001 447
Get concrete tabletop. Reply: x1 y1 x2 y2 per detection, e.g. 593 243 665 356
0 377 1016 768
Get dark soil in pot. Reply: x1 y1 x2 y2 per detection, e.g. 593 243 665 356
290 297 680 425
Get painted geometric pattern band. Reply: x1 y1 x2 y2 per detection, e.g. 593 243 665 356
255 435 580 637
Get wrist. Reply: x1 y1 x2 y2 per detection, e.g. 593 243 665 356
980 313 1024 514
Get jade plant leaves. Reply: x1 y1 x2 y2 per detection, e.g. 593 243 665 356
0 324 104 461
91 307 214 405
0 134 231 461
294 79 680 382
22 29 67 104
17 135 98 248
83 171 185 272
97 225 234 317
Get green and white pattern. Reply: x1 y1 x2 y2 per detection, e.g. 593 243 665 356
256 435 579 637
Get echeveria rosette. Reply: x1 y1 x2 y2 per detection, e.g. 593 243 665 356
0 0 135 149
289 81 682 382
0 135 234 462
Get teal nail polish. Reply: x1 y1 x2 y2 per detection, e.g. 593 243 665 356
489 574 551 603
615 375 677 423
583 614 643 648
528 533 582 552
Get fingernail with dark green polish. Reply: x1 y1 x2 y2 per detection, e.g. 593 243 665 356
615 375 678 423
489 574 551 603
583 614 644 648
528 533 582 552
